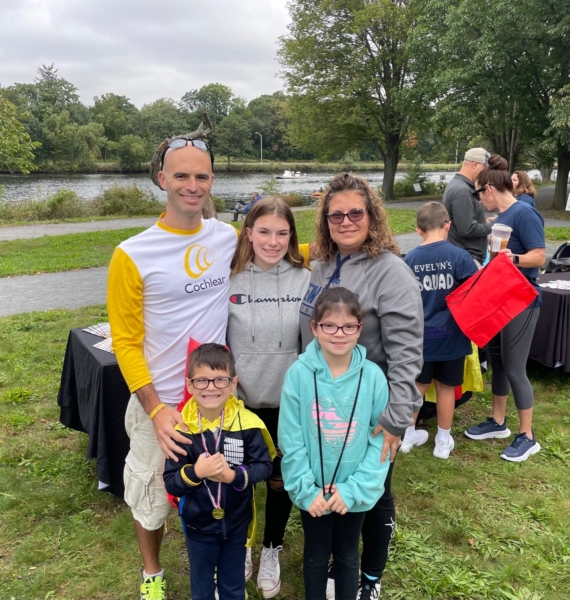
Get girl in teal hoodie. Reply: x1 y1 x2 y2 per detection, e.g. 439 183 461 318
279 287 389 600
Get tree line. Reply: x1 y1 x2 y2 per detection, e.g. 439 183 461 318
0 64 311 175
1 0 570 206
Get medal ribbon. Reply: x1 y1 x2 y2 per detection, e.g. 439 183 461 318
198 409 225 512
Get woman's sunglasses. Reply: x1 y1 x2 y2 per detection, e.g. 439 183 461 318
326 208 366 225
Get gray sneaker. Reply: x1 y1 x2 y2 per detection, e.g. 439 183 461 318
501 432 541 462
465 417 511 440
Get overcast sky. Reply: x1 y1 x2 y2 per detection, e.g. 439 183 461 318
0 0 291 107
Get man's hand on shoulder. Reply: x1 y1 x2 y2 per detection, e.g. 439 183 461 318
152 405 191 461
135 383 191 461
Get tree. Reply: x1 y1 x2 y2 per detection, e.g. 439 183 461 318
248 92 303 161
413 0 570 208
180 83 234 126
0 93 40 173
117 134 149 171
137 98 188 148
92 94 138 142
279 0 427 199
4 64 89 164
213 111 252 166
43 111 106 169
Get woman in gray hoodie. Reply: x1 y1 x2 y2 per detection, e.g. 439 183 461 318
227 197 311 599
299 173 424 600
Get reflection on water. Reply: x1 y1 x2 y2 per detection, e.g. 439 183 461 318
0 170 456 209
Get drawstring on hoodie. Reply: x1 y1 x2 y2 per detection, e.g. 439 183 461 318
249 265 256 343
248 262 284 347
278 263 282 348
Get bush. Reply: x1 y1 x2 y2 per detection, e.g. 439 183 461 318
93 184 165 216
212 194 226 213
281 193 304 207
45 189 86 219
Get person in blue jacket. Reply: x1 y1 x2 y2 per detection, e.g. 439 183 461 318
163 343 275 600
279 287 389 600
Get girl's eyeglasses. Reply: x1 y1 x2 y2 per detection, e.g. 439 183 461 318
189 377 234 390
317 323 362 335
326 208 366 225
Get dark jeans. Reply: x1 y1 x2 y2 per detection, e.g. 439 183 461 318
300 509 366 600
249 406 293 548
361 460 395 579
185 521 249 600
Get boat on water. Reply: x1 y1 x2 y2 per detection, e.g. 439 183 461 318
275 170 307 179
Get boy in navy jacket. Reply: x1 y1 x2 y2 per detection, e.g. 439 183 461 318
164 344 275 600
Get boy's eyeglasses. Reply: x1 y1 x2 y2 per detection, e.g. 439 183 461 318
160 137 214 168
474 186 487 195
317 323 362 335
189 377 234 390
326 208 366 225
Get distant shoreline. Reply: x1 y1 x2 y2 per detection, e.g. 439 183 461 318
0 161 462 176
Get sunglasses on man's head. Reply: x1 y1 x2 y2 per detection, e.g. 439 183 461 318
326 208 366 225
160 137 214 168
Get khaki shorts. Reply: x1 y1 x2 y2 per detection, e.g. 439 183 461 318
123 394 172 531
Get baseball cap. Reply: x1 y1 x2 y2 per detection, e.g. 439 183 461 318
464 148 490 166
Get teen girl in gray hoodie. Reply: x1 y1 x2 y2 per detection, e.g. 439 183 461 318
227 197 311 599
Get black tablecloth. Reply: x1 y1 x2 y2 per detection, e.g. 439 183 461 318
529 272 570 372
57 328 131 497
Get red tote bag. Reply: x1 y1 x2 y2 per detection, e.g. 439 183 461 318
446 253 538 348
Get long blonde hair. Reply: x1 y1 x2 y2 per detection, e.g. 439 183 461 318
314 173 399 262
231 197 306 275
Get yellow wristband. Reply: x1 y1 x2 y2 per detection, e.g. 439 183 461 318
149 403 166 420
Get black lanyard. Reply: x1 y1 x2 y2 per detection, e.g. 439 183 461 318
313 369 363 495
325 254 351 290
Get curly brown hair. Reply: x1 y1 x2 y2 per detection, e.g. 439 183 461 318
513 171 536 198
313 173 399 261
230 197 306 275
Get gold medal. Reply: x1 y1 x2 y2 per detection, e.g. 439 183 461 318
212 508 225 520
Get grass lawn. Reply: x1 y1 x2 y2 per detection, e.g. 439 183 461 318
0 209 418 278
544 227 570 242
0 308 569 599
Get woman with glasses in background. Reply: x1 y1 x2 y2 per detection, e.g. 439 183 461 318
297 173 423 600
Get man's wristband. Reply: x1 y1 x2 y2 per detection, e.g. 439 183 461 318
149 403 166 420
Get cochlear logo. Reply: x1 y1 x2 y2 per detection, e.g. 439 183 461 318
185 244 214 279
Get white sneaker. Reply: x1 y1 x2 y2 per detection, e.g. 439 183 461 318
400 429 429 454
245 547 253 583
326 577 335 600
433 435 455 459
257 544 282 599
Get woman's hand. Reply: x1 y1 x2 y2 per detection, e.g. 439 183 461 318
308 490 328 517
372 424 399 463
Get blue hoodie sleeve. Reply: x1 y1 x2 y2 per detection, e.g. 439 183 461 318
335 370 390 511
279 369 320 512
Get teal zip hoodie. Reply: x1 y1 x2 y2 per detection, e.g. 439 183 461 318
279 339 390 513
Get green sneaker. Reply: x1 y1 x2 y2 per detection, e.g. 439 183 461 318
140 574 166 600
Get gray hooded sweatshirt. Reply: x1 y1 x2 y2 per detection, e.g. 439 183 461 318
299 250 423 437
227 259 311 409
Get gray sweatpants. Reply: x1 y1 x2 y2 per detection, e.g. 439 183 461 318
489 305 540 410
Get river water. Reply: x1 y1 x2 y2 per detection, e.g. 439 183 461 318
0 170 456 209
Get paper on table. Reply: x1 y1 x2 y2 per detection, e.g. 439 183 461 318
538 280 570 290
93 338 114 353
83 323 111 338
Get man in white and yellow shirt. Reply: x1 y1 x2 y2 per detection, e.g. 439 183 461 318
108 140 238 600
